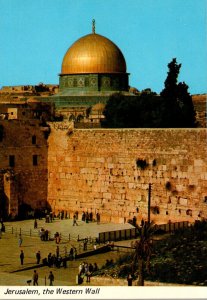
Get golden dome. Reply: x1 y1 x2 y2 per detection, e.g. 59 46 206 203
61 33 126 74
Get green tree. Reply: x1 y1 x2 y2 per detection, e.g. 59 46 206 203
133 222 154 286
101 92 164 128
102 59 196 128
160 58 196 127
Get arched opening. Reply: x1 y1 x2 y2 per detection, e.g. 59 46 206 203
69 114 76 122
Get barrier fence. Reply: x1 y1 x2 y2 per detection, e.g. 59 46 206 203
99 228 136 243
3 224 80 243
98 221 190 243
3 221 190 246
154 221 189 233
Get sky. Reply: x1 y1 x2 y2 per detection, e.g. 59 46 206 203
0 0 206 94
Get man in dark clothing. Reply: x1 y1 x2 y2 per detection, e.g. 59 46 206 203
82 212 85 221
89 212 93 222
56 246 59 258
48 271 54 286
69 247 74 260
88 263 94 278
45 230 49 241
127 274 133 286
34 219 38 229
83 239 88 251
20 250 24 265
33 270 38 286
73 214 78 226
36 251 41 264
48 253 52 267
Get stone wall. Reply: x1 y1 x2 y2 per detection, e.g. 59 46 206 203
47 126 207 224
0 120 48 217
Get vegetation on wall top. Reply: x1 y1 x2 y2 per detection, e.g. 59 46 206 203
102 58 196 128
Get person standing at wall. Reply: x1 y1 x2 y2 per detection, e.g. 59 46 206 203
96 213 100 224
73 214 78 226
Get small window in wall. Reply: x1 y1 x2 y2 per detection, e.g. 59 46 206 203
9 155 15 167
33 155 38 166
32 135 36 145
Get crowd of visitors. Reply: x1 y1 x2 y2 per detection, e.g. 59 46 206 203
77 261 99 284
11 210 106 286
81 211 101 224
19 244 78 269
41 245 78 268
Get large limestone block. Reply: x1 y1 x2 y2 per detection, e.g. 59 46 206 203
179 198 188 206
194 159 203 167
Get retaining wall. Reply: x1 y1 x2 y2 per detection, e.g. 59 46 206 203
47 126 207 224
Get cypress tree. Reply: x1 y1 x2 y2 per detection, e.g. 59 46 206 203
160 58 196 127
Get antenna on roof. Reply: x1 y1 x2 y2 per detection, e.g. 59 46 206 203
92 19 95 34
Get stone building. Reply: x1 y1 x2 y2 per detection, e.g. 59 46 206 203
0 22 206 223
0 120 49 218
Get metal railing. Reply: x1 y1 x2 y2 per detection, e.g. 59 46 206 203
3 224 97 246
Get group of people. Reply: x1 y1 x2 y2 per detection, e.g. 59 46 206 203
19 250 42 265
81 211 101 224
46 252 66 268
45 212 53 223
40 229 61 243
29 270 54 286
81 211 92 223
78 262 98 284
45 245 77 268
34 210 101 233
39 228 50 241
20 243 78 269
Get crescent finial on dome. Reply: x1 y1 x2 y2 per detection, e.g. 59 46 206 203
92 19 95 34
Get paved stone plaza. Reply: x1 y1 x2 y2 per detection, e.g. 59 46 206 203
0 218 133 286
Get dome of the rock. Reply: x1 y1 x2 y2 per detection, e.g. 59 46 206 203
61 33 127 74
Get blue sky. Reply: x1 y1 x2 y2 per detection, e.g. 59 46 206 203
0 0 206 94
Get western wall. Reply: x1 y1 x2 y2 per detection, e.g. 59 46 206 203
47 124 207 224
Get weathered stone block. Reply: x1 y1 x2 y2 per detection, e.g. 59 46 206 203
179 198 188 206
194 159 203 167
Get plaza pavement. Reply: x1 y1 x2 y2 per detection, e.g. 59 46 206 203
0 218 134 286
